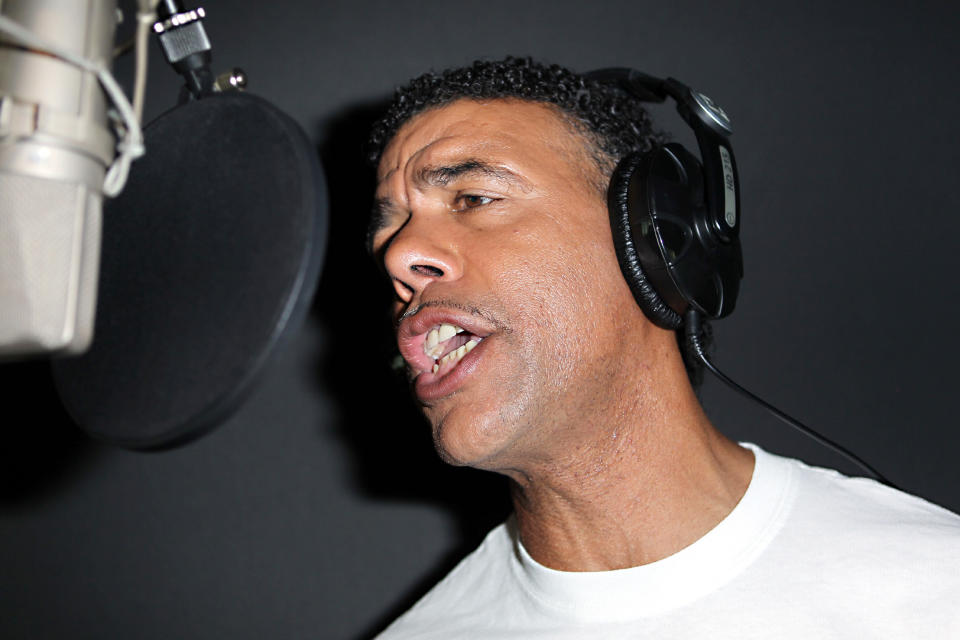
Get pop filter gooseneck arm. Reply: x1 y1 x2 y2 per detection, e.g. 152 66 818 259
683 309 898 489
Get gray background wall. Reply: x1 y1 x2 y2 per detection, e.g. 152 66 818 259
2 1 959 638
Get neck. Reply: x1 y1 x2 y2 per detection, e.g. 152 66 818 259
505 331 755 572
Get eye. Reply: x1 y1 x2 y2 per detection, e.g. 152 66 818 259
453 194 496 211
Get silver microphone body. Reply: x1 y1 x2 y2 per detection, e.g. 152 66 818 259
0 0 117 358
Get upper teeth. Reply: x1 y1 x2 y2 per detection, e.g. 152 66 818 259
424 323 464 358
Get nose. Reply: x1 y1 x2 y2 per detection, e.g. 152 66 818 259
382 215 463 303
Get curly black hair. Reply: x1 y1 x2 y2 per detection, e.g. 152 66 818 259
368 56 709 388
367 57 667 183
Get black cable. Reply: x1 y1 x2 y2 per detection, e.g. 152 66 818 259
684 309 899 489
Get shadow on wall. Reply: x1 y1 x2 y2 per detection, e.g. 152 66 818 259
0 359 102 511
313 102 512 634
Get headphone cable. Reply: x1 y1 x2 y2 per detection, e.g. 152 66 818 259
683 309 898 489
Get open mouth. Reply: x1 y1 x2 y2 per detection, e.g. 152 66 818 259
396 305 498 400
423 322 484 377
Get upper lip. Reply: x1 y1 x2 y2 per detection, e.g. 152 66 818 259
396 302 497 375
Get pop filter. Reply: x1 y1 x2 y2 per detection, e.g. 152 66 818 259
52 92 327 449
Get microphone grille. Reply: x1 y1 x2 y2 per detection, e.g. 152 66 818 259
0 172 101 358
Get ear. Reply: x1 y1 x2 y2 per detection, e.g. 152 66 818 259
607 150 684 330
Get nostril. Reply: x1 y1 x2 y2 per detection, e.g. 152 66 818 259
411 264 444 277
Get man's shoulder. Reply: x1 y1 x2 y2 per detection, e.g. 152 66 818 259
374 522 518 639
766 447 960 578
739 449 960 633
779 449 960 534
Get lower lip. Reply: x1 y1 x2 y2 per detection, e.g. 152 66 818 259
414 338 489 402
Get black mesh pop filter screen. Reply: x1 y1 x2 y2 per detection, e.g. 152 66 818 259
52 92 327 449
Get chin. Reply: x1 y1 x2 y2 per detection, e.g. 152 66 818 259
428 401 528 471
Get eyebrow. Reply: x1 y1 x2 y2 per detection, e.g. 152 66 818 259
367 197 403 254
413 159 529 189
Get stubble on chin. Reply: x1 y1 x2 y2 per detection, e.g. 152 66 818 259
425 379 540 473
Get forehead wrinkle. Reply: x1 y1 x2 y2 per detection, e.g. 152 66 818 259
378 128 457 186
379 166 397 185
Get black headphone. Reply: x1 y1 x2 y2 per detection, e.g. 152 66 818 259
586 69 743 330
583 70 898 487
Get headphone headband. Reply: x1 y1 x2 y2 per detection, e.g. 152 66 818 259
586 68 732 135
588 68 739 239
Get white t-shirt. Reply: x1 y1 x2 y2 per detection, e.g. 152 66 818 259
376 445 960 639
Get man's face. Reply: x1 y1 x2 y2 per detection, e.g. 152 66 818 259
371 99 650 472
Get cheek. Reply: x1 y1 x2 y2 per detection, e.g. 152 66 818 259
503 211 625 302
494 224 623 366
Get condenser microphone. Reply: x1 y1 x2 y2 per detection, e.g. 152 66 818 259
0 0 123 358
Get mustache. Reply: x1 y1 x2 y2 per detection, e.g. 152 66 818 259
396 298 510 334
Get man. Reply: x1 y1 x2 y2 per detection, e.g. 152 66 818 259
366 57 960 638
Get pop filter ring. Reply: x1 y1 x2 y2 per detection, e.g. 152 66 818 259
52 92 327 450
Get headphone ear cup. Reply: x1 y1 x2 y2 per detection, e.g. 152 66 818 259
607 152 683 330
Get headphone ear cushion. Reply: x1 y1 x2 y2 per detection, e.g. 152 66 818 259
607 152 683 330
